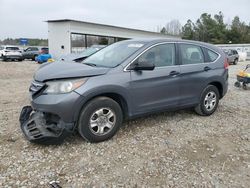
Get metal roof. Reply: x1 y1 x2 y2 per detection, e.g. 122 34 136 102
46 19 175 37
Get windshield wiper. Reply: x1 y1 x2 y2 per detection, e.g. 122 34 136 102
83 62 97 67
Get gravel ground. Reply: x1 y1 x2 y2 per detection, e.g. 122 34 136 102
0 60 250 188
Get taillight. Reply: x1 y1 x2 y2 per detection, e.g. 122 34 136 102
224 58 229 69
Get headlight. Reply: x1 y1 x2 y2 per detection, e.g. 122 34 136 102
44 78 87 94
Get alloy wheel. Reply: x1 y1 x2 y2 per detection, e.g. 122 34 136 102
89 108 116 136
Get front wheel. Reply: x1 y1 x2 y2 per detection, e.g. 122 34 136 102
78 97 123 143
195 85 219 116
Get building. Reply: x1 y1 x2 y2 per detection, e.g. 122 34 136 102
216 44 250 60
47 19 177 58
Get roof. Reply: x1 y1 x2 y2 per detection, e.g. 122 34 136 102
46 19 175 37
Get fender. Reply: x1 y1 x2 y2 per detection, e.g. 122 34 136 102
72 85 132 122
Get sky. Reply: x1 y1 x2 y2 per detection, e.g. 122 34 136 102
0 0 249 39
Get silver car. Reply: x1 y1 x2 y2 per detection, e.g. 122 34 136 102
0 46 23 61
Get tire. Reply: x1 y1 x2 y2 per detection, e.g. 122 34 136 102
32 55 37 61
234 81 241 87
195 85 220 116
243 83 248 90
233 59 238 65
78 97 123 143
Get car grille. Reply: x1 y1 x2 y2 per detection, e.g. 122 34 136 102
29 80 45 96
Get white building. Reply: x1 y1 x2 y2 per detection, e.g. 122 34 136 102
47 19 177 58
216 44 250 61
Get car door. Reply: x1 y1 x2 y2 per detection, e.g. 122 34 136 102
23 47 32 58
128 43 181 115
178 43 218 106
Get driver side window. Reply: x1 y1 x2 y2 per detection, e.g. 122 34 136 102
135 43 175 67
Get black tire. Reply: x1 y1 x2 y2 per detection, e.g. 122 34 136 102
32 55 37 61
233 59 238 65
78 97 123 143
234 81 241 87
195 85 220 116
243 83 248 90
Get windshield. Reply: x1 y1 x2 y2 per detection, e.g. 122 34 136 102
6 47 19 51
83 41 146 68
79 47 101 57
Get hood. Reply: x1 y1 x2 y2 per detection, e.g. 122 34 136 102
34 61 110 82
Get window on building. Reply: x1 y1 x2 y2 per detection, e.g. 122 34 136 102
71 34 86 53
86 35 115 47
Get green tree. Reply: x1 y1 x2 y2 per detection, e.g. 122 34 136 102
160 27 167 34
182 19 195 40
181 12 250 44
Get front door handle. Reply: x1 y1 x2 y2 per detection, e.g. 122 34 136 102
204 66 211 71
169 71 180 77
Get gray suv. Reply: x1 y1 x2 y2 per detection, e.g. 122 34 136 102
223 49 239 65
22 47 40 60
19 39 228 144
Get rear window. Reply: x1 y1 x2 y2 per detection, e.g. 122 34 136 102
30 47 39 51
207 50 219 62
233 50 238 54
6 47 19 51
223 50 228 54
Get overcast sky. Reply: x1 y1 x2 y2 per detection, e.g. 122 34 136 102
0 0 249 39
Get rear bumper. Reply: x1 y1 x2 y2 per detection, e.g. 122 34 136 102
3 55 22 59
19 106 74 145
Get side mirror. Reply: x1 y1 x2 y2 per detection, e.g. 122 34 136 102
134 61 155 71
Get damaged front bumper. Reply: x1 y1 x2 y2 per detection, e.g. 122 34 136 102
19 106 74 145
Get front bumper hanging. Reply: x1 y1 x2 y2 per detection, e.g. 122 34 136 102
19 106 74 145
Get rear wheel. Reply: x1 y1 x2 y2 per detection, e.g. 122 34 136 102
195 85 219 116
78 97 123 143
243 83 248 90
32 55 37 61
233 59 238 65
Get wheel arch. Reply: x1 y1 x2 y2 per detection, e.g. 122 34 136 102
74 91 130 123
208 81 223 99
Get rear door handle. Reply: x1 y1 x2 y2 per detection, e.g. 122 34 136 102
204 66 211 71
169 71 180 77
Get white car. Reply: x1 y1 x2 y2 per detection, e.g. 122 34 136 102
0 46 23 61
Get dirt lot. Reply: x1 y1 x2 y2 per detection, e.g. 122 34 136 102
0 60 250 187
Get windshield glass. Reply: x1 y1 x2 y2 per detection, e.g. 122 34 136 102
6 47 19 51
79 47 101 57
83 41 146 68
